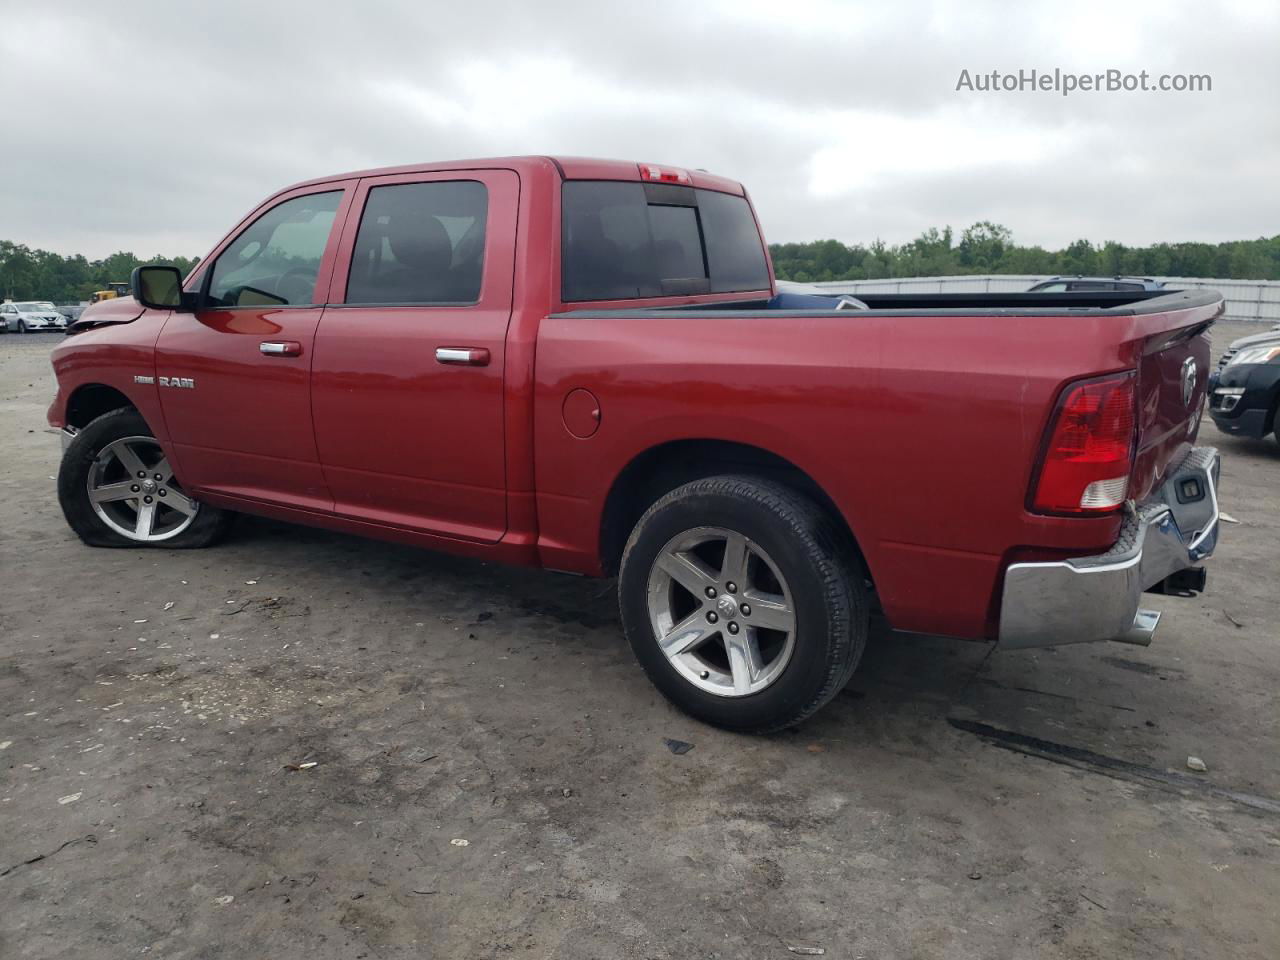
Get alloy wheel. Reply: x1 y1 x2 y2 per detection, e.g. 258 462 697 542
646 525 797 697
86 436 199 541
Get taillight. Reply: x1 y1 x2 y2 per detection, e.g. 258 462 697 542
1031 372 1137 514
638 163 692 184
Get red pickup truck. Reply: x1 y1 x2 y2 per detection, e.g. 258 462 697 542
49 156 1223 732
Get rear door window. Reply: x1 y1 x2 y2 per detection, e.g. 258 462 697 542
346 180 488 305
561 181 769 302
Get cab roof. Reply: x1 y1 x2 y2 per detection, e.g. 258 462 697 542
278 155 746 199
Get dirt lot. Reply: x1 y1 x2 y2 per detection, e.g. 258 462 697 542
1 323 1278 959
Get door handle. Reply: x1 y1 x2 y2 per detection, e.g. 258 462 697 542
435 347 490 366
260 341 302 357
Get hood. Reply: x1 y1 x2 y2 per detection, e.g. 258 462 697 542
1227 327 1280 352
68 296 144 332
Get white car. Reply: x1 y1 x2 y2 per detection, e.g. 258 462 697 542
1 301 69 333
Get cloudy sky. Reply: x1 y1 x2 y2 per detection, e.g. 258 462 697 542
2 0 1277 260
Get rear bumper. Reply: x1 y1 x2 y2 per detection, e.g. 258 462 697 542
998 446 1220 649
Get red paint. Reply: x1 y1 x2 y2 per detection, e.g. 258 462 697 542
562 388 602 439
48 156 1219 642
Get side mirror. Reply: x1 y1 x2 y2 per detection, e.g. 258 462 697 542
131 265 191 311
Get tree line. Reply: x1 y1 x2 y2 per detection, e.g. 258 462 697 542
5 223 1280 302
769 223 1280 283
0 241 199 304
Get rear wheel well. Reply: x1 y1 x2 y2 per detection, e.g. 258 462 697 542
66 384 135 429
599 439 867 581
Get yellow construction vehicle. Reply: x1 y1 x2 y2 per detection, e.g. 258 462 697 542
89 282 131 304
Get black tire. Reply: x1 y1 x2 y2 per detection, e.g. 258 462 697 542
618 475 867 734
58 408 233 549
18 320 27 334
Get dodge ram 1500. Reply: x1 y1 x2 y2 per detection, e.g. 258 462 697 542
50 156 1223 732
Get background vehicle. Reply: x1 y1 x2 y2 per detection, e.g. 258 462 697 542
1209 328 1280 443
1027 276 1166 292
89 282 131 304
48 157 1223 732
2 300 69 332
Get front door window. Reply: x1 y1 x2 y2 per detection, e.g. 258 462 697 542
206 191 343 307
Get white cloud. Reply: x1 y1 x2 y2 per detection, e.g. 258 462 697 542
0 0 1275 258
807 106 1082 196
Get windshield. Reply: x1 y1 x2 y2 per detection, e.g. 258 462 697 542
16 302 58 312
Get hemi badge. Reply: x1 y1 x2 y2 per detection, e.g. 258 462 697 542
134 375 155 384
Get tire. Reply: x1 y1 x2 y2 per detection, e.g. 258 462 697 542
58 408 233 549
18 320 27 334
618 475 867 733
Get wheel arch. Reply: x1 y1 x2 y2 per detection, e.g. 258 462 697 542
598 438 870 584
65 383 141 429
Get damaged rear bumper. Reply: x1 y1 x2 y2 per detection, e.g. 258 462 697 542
998 446 1220 649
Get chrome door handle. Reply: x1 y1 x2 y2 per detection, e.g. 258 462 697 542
435 347 490 366
260 341 302 357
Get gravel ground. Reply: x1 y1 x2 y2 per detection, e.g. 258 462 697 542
1 322 1278 959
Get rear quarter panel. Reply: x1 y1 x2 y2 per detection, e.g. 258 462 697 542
533 301 1218 639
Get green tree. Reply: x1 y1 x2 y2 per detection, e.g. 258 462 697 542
957 222 1012 272
0 241 199 302
770 226 1280 283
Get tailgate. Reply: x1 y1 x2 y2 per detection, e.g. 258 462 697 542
1130 305 1217 502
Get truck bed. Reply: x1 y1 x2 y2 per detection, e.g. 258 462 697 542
553 288 1217 318
538 287 1220 639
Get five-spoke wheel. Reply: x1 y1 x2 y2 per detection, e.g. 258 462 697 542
86 436 200 541
620 475 867 733
58 408 232 549
648 526 796 697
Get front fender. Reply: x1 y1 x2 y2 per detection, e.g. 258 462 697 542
48 311 173 451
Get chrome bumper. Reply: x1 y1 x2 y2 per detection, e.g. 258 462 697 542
999 446 1220 649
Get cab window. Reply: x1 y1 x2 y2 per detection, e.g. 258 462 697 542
206 191 342 308
345 181 488 305
561 181 770 302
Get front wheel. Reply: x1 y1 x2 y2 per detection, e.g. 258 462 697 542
17 320 27 334
58 408 233 548
619 476 867 733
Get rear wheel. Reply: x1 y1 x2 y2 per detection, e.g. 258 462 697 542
58 408 233 548
619 475 866 733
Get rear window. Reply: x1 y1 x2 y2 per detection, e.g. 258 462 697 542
561 181 769 302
